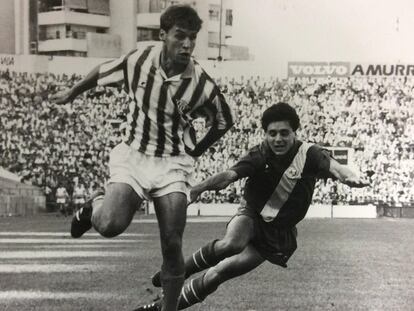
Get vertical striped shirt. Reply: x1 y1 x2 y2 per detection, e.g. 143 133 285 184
97 45 234 157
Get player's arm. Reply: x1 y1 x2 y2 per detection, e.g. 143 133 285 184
187 89 234 157
329 158 370 188
51 66 100 105
52 49 133 105
190 169 239 203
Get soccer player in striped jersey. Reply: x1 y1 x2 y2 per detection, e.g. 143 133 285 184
52 5 233 311
135 102 369 310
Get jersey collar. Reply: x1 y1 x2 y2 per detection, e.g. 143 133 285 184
154 47 194 81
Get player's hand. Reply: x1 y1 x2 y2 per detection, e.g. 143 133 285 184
184 145 202 157
344 174 371 188
50 89 74 105
189 186 202 204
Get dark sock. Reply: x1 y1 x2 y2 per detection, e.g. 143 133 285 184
177 273 218 310
161 273 185 310
152 239 221 288
185 239 220 277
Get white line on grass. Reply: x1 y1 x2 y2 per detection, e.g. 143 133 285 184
0 290 126 300
0 232 153 237
0 264 117 273
0 251 137 259
0 238 147 244
9 244 132 249
132 217 230 223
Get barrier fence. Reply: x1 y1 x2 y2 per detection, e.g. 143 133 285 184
0 195 45 217
149 203 378 219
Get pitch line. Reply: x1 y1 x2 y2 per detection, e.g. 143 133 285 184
0 232 153 237
0 264 117 273
0 250 137 259
0 238 147 244
0 290 126 300
5 244 132 249
132 217 230 223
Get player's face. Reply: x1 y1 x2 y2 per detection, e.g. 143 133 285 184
265 121 296 155
160 25 197 66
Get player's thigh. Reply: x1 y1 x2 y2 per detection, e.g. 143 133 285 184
207 244 265 282
97 182 143 225
223 215 255 247
153 192 187 240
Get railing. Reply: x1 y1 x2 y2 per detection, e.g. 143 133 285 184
38 31 87 41
38 6 109 16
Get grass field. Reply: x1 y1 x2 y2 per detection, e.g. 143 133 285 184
0 214 413 311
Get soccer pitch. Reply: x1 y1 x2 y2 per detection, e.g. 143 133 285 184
0 215 413 311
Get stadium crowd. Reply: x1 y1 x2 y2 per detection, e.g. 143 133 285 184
1 69 413 208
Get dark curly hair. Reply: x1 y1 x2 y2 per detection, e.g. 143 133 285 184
261 102 300 131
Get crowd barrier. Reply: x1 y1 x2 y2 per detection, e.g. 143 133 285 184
148 203 377 219
0 195 45 217
0 177 46 217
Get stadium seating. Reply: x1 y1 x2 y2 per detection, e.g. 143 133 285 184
1 70 413 208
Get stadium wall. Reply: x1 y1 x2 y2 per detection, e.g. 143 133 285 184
150 203 378 219
0 53 287 78
4 54 414 79
0 176 46 217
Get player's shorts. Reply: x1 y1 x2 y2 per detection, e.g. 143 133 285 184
108 142 195 201
56 198 66 204
230 205 298 268
74 198 85 204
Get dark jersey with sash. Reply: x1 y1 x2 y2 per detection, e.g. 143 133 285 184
231 140 332 229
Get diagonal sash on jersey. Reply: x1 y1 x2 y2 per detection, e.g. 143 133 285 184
260 142 312 222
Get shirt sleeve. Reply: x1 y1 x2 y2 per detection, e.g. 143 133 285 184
230 147 265 179
307 145 334 179
97 54 127 87
198 85 234 131
187 74 234 156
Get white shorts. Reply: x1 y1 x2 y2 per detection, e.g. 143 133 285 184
56 198 66 204
74 198 85 204
108 142 196 201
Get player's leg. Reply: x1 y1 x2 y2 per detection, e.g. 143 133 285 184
177 244 265 309
71 183 143 238
153 192 187 311
91 182 143 237
58 201 65 216
134 244 264 311
152 214 254 287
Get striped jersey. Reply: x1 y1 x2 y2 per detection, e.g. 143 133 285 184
231 140 332 228
97 45 234 157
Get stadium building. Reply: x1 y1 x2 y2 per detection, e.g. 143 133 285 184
0 0 249 61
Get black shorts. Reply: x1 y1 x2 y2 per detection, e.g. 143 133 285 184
230 205 298 268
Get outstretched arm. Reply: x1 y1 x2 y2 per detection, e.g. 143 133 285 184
51 65 100 105
329 158 370 188
187 91 234 157
190 169 239 203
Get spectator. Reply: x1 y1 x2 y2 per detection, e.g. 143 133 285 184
1 70 413 207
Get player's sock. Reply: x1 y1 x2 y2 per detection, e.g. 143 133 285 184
161 273 185 310
70 190 104 238
186 239 220 275
177 273 218 310
152 239 219 287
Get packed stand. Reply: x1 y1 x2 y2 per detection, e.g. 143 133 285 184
0 69 413 208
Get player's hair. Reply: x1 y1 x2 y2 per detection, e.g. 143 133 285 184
261 102 300 131
160 4 203 32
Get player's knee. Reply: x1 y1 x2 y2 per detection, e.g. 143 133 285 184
93 214 125 238
220 237 246 256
